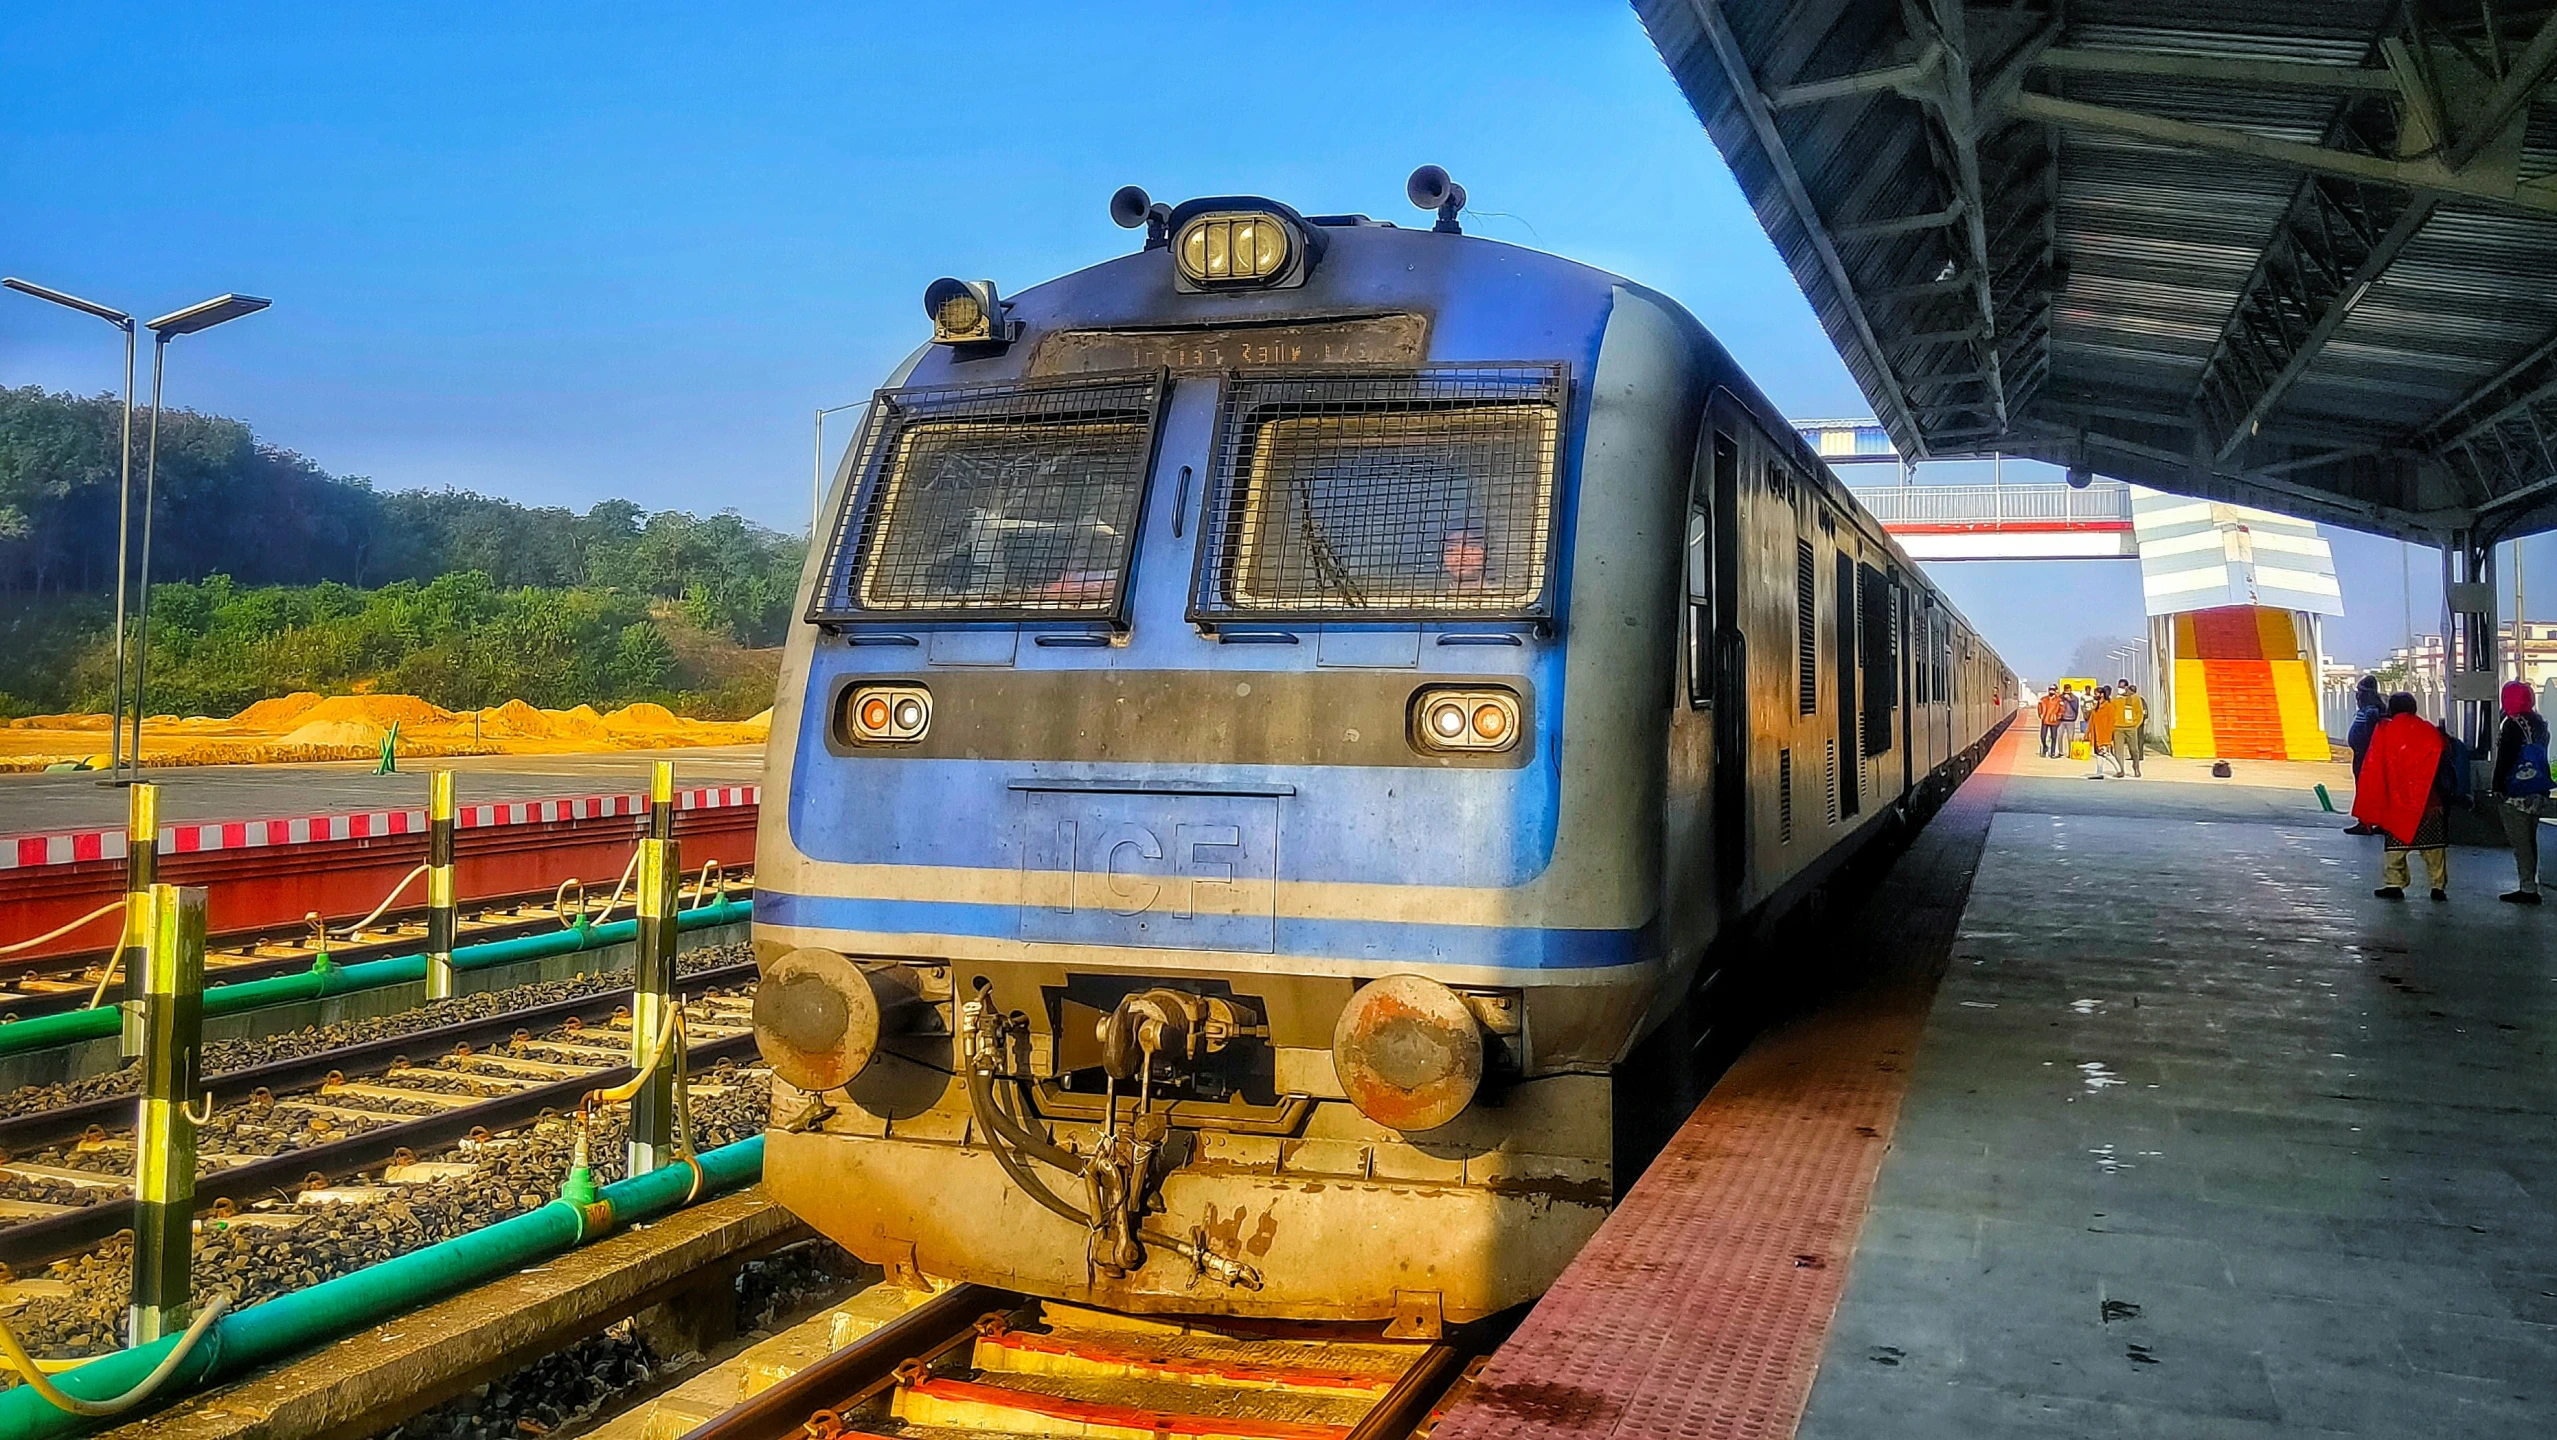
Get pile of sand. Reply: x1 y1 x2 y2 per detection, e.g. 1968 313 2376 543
603 702 683 732
279 718 390 748
0 689 768 772
231 692 326 728
300 694 454 728
6 713 115 731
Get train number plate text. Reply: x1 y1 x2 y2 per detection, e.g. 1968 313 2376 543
1015 790 1280 952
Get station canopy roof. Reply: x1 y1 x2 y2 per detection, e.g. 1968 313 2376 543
1637 0 2557 543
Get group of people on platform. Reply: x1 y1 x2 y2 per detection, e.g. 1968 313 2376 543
2034 680 2147 780
2344 674 2548 906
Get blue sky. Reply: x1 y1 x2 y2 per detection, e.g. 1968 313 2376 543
3 1 2546 678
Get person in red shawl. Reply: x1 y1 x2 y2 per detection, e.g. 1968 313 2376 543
2352 693 2457 901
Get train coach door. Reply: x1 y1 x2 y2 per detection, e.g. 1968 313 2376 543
1707 423 1745 908
1895 571 1915 801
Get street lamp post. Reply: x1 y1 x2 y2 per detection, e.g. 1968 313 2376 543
812 400 867 531
4 278 138 780
130 295 270 772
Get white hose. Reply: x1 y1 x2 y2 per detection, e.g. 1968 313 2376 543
0 1293 231 1416
332 864 430 940
0 902 126 958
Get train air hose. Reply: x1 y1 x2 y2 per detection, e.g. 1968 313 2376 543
959 1011 1260 1290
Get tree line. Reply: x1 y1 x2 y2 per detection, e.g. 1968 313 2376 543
0 385 806 643
0 385 805 718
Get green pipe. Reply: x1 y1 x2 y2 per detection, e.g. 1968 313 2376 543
0 1135 766 1438
0 898 755 1058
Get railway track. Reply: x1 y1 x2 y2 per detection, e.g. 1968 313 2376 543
0 961 764 1274
679 1284 1488 1440
0 867 755 1022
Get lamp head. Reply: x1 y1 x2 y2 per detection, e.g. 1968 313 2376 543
147 294 270 337
4 278 130 328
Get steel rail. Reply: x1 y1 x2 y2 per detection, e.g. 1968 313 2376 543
0 1029 759 1269
1345 1340 1469 1440
0 871 754 1009
0 960 757 1156
677 1284 1009 1440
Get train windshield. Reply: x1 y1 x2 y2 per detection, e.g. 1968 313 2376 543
1193 365 1566 622
810 375 1163 623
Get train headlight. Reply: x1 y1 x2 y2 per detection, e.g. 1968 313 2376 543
1332 974 1485 1133
1174 211 1294 287
923 277 1004 345
845 684 931 744
1410 686 1520 754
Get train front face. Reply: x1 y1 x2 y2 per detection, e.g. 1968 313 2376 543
753 193 1705 1325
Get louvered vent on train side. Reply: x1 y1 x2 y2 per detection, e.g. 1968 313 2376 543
1825 738 1840 826
1778 748 1794 844
1795 538 1817 715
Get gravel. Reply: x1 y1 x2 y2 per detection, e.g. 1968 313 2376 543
0 994 769 1376
0 943 755 1119
373 1242 868 1440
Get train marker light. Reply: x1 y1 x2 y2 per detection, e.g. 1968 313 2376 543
1333 974 1485 1133
846 684 931 744
924 277 1008 346
1411 686 1520 754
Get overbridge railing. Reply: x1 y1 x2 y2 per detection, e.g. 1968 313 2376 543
1846 482 2134 528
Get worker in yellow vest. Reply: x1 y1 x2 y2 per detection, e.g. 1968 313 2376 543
2115 682 2147 778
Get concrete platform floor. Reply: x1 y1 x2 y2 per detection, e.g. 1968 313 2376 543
0 745 766 835
1799 750 2557 1436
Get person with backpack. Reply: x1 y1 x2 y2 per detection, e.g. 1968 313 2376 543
2343 675 2386 834
2491 679 2550 905
2352 693 2459 901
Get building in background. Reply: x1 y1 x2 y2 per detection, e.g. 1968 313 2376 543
2132 490 2342 762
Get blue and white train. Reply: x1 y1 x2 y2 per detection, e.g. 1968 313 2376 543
749 173 2014 1330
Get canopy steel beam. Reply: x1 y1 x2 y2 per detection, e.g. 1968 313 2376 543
2006 90 2557 216
1681 0 1928 453
2192 179 2436 463
2033 47 2404 92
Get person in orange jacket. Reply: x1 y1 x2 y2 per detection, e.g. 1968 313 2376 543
2037 685 2067 758
2086 686 2122 779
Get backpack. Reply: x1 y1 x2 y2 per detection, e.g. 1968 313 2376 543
2439 727 2474 797
2509 717 2553 798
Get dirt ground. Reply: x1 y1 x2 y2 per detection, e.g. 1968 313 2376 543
0 692 770 772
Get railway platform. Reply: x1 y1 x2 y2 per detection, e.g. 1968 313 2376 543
1436 728 2557 1440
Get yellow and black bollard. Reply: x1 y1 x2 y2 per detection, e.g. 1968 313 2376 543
426 770 457 1001
117 783 158 1060
131 883 206 1345
629 761 679 1176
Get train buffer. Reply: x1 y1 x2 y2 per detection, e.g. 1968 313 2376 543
1432 728 2557 1439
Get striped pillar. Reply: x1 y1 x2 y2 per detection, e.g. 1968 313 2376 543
131 882 205 1345
629 761 678 1177
118 783 159 1060
426 770 457 1000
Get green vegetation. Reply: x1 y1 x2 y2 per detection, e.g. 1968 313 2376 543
0 386 801 719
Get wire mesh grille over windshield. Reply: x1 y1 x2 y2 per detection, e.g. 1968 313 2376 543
809 374 1164 623
1191 365 1566 622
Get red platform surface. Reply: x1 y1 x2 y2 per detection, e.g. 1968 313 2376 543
1432 730 2019 1440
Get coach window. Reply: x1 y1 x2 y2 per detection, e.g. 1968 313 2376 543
1858 562 1893 756
1686 430 1735 709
